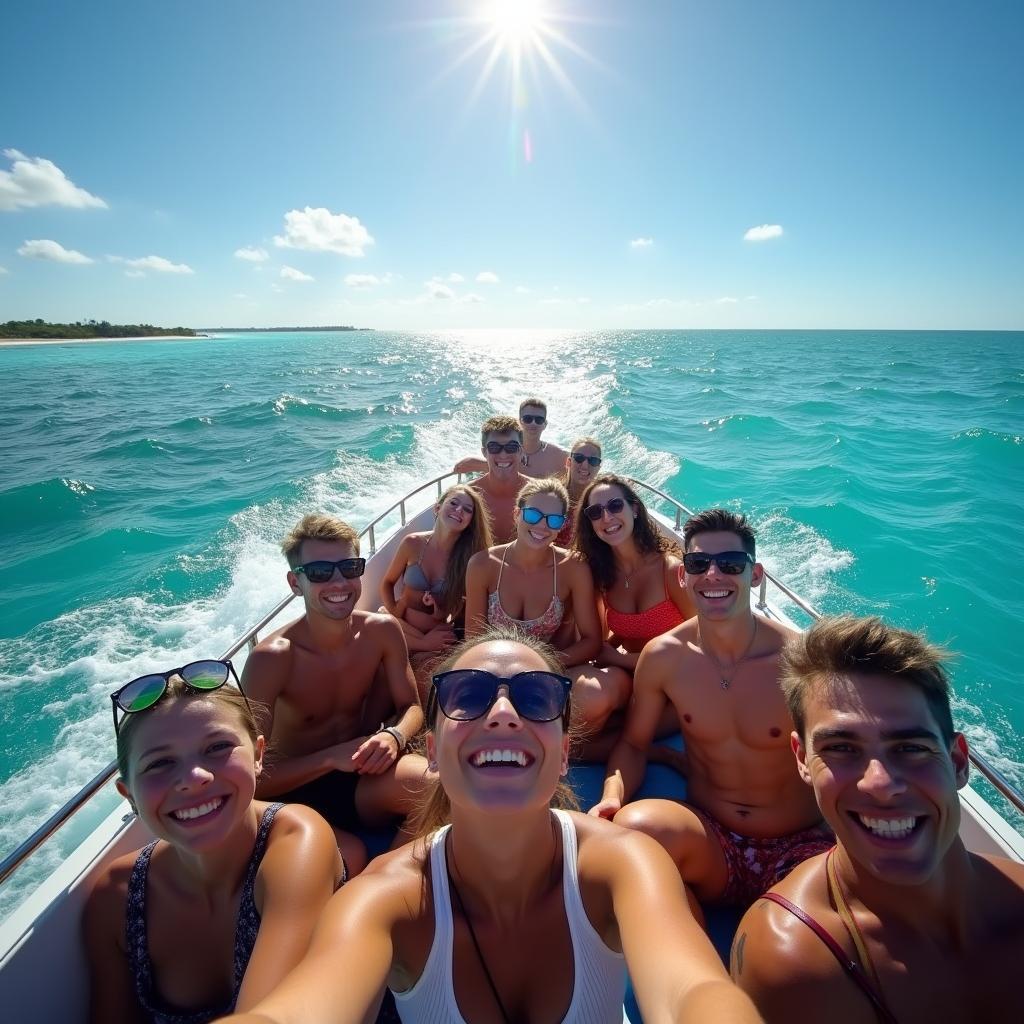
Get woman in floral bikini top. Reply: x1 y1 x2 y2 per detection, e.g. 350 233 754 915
465 478 635 744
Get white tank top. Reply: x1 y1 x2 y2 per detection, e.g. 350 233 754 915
392 809 627 1023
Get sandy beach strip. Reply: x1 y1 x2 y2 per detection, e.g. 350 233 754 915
0 335 203 348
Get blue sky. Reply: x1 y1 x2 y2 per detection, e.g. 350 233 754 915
2 0 1022 330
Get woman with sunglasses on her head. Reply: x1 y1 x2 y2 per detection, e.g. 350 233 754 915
380 486 494 675
574 474 695 674
464 478 630 745
215 628 761 1024
84 661 344 1024
555 436 603 548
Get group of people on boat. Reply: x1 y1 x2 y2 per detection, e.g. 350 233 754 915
84 396 1024 1024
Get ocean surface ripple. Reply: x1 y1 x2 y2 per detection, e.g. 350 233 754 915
0 328 1021 914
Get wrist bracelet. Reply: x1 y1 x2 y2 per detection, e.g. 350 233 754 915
376 724 407 753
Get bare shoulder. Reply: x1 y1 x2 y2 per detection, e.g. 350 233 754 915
333 842 427 921
467 546 495 572
973 852 1024 915
732 854 835 987
263 800 336 846
356 608 405 640
760 614 799 651
641 618 696 663
570 810 669 877
82 848 138 940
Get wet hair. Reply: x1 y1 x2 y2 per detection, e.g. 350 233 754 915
781 615 956 745
116 676 261 782
518 397 547 416
682 508 756 558
517 477 570 516
435 485 495 620
572 473 680 592
480 414 523 447
281 513 360 567
411 626 580 839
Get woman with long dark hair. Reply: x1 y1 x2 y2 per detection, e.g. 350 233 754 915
574 473 695 673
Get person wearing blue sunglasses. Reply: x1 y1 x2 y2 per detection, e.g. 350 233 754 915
464 479 631 753
214 629 761 1024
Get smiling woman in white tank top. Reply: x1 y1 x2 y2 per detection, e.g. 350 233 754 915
217 628 760 1024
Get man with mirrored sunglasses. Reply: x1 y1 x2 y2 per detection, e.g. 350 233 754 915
464 414 530 543
593 508 830 911
242 513 427 847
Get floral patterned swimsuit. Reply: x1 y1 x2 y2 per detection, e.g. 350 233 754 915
487 546 564 640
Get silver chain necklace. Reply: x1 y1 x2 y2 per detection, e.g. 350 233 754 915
698 618 759 690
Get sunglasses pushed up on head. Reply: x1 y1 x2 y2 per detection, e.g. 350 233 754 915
110 659 250 734
431 669 572 723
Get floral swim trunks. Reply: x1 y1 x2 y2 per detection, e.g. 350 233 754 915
697 812 834 907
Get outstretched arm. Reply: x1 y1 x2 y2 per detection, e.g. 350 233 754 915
608 831 762 1024
454 455 487 474
557 559 602 665
235 807 343 1010
215 868 406 1024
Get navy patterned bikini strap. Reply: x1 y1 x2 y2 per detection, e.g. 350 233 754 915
243 803 283 893
125 840 159 1001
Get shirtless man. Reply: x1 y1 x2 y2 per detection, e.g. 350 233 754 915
733 615 1024 1023
242 514 427 858
465 414 529 543
591 508 831 908
454 398 569 480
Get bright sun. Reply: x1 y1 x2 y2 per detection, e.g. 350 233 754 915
485 0 548 48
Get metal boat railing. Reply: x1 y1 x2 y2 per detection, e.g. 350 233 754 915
0 471 462 888
2 471 1022 889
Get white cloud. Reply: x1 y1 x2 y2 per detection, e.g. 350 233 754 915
630 237 654 248
124 270 145 278
345 272 395 289
426 280 456 300
514 285 531 294
715 296 739 304
0 265 7 274
281 266 314 282
460 293 485 304
234 246 269 262
541 296 590 306
743 224 783 242
0 150 107 212
475 271 499 284
448 273 465 283
233 292 249 299
274 206 374 257
109 254 194 274
18 238 93 264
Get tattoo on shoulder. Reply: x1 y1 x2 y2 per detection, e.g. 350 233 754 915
731 931 747 976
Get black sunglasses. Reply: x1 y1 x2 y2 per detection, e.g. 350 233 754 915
571 453 602 467
582 496 626 521
520 415 546 425
431 669 572 723
294 557 366 583
682 550 754 575
110 659 249 734
485 440 522 454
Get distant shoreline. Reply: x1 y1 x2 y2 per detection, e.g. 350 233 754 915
0 335 202 348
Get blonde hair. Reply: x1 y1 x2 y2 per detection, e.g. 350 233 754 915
517 477 570 515
281 513 359 567
435 486 494 619
480 414 523 446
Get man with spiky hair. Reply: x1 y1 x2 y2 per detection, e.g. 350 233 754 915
243 513 426 869
466 414 529 542
592 508 830 909
732 614 1024 1023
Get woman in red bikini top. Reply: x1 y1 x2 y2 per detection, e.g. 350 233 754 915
573 474 695 673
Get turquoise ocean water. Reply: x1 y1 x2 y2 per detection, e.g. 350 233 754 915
1 329 1022 913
